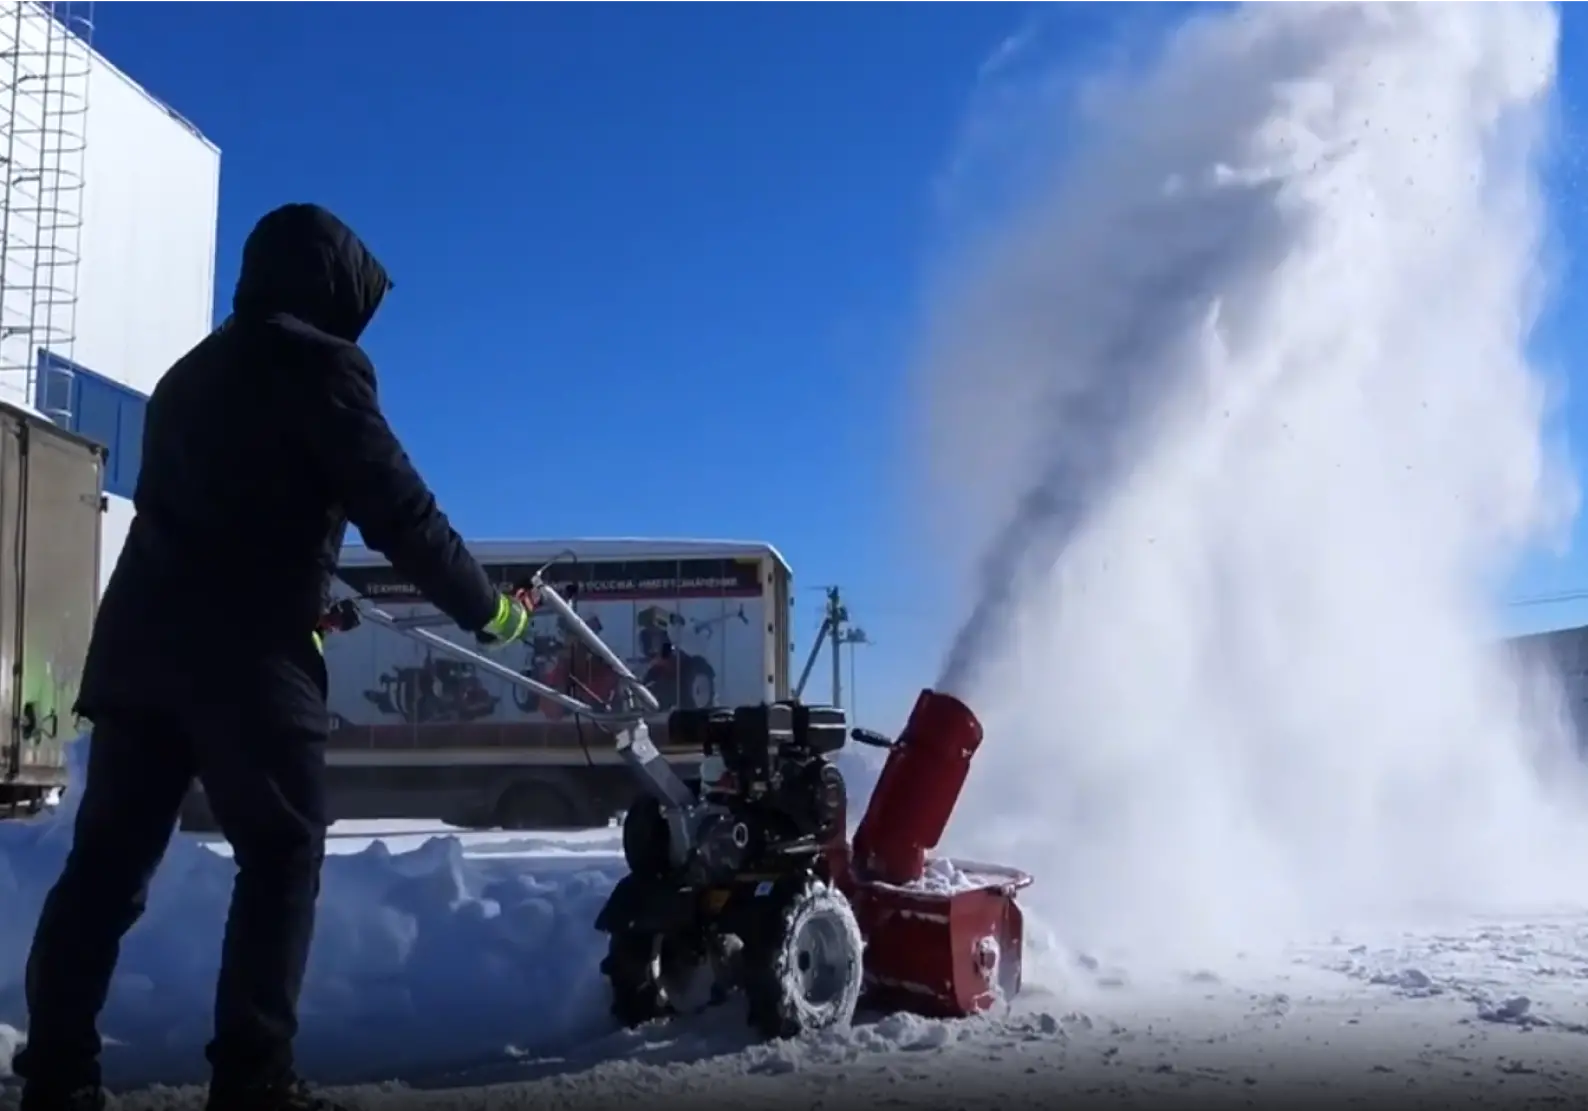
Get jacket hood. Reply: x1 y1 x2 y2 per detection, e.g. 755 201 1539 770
231 203 393 343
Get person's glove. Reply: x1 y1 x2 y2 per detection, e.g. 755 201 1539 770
476 588 536 649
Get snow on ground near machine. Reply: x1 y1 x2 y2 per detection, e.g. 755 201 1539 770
0 786 631 1090
4 746 1588 1109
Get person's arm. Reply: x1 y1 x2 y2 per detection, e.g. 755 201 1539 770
308 346 501 632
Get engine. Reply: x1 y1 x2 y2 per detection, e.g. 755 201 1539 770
621 701 849 884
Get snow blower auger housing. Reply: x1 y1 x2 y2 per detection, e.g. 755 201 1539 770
327 572 1030 1041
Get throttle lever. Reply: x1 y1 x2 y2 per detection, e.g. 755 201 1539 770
849 727 895 750
514 577 574 603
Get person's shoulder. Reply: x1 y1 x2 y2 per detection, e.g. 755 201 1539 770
268 314 367 359
254 314 377 385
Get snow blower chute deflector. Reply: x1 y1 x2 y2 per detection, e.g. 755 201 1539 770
329 570 1031 1039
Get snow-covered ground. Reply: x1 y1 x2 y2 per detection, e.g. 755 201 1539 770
0 793 629 1092
4 746 1588 1111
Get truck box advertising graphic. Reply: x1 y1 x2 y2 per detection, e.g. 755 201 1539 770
327 555 770 757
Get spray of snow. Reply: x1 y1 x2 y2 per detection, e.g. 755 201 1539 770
919 2 1588 978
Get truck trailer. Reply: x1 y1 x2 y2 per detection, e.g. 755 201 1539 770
181 538 795 832
327 537 794 828
0 397 105 814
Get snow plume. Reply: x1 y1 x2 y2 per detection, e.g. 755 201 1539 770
918 2 1588 977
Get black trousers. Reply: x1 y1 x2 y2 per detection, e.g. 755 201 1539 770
13 649 330 1093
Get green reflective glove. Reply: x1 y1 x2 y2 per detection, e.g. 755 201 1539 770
476 588 534 649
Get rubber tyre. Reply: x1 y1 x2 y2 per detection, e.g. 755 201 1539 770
743 878 864 1040
621 794 673 878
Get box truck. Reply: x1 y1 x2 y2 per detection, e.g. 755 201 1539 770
0 398 105 814
187 538 795 831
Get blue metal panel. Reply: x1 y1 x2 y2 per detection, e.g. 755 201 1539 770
34 349 148 499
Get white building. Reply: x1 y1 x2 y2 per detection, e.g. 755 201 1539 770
0 2 219 588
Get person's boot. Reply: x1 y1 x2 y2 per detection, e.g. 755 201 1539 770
203 1070 351 1111
17 1083 107 1111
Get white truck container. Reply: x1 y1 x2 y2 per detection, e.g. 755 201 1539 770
320 537 795 829
0 396 104 812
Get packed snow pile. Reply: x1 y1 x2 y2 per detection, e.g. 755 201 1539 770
0 737 627 1088
0 735 920 1092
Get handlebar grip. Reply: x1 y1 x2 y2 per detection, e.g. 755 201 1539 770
317 599 362 636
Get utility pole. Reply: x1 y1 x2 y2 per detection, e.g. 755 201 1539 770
793 585 869 713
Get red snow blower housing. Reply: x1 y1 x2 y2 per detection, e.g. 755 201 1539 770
329 570 1030 1040
845 689 1031 1016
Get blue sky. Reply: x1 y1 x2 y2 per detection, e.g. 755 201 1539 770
92 2 1588 725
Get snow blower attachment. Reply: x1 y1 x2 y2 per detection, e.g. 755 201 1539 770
846 689 1031 1016
331 574 1030 1040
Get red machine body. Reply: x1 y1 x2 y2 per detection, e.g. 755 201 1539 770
836 689 1032 1017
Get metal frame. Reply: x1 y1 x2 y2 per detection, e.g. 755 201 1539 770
0 2 94 416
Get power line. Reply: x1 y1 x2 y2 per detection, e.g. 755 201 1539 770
1507 587 1588 609
839 623 870 720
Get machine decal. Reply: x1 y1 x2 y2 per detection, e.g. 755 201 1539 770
329 556 768 752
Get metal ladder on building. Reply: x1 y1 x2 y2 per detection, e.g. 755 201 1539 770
0 0 92 424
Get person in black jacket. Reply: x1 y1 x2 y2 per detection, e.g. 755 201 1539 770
13 203 532 1111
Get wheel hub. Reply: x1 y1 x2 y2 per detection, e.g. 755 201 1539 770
791 911 851 1007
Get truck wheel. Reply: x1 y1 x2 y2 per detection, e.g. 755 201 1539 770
494 779 584 831
743 879 863 1040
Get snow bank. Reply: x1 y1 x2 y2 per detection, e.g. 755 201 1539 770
0 737 626 1088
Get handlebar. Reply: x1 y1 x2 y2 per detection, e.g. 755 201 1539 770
325 573 661 725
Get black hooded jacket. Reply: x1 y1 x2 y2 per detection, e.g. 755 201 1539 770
76 203 499 718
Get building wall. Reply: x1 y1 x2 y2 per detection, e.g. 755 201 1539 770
0 3 220 589
74 57 219 396
73 51 220 585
